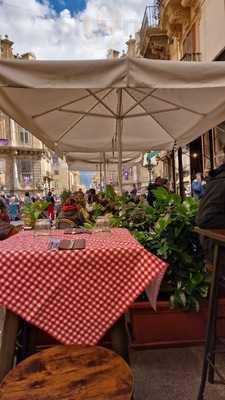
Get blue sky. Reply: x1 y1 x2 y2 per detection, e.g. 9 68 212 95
0 0 146 59
80 171 95 188
45 0 86 14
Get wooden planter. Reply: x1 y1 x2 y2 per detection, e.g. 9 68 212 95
130 299 225 349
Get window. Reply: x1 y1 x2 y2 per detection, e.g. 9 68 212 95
17 159 33 185
52 153 59 165
54 170 59 175
20 129 29 144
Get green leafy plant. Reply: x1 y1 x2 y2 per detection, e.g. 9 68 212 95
143 188 209 311
110 187 209 311
104 185 117 202
22 200 49 228
91 202 106 218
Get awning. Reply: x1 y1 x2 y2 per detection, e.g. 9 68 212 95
1 57 225 154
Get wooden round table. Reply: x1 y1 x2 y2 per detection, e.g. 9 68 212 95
0 345 134 400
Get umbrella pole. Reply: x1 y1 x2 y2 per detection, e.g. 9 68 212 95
171 148 176 193
99 159 103 192
178 147 185 198
117 89 123 195
103 152 107 188
118 122 123 195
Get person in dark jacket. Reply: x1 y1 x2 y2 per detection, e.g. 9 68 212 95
196 164 225 229
196 148 225 264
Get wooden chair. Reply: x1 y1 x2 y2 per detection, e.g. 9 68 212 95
55 218 75 229
0 345 134 400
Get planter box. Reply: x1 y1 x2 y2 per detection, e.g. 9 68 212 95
130 299 225 349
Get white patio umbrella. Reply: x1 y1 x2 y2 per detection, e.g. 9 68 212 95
67 151 142 189
1 57 225 192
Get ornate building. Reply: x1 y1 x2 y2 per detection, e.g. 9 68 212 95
0 35 73 196
135 0 225 194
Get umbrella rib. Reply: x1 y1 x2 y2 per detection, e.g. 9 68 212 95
87 89 117 117
56 89 114 144
122 89 156 117
133 88 205 116
151 93 205 116
124 88 176 141
31 89 104 119
124 107 180 118
58 109 114 119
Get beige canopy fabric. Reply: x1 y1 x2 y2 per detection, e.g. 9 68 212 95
67 151 142 172
1 57 225 155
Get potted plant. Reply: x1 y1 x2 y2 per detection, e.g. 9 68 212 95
128 188 225 347
22 200 49 229
109 188 225 347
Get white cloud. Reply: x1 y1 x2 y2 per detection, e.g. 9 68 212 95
0 0 148 59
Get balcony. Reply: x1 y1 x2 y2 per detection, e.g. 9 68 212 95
141 5 160 33
180 52 202 61
140 5 169 59
140 5 160 46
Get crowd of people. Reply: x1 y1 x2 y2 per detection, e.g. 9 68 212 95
0 152 223 234
0 173 201 227
0 191 51 222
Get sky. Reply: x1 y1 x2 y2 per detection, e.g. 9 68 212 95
0 0 149 186
47 0 87 14
0 0 149 59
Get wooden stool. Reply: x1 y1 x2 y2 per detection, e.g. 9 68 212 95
0 345 134 400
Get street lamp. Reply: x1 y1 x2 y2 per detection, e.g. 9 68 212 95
192 153 198 159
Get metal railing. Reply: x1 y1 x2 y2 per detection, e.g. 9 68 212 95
140 5 160 44
142 5 160 30
180 52 202 62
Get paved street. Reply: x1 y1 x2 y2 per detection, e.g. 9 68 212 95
131 347 225 400
0 310 224 400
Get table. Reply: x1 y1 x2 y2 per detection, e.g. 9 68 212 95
0 228 167 379
194 227 225 399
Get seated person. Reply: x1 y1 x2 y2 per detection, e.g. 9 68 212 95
0 220 19 240
0 199 10 223
73 191 86 208
59 198 84 226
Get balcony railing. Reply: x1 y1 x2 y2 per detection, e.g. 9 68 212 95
140 5 160 42
180 52 202 62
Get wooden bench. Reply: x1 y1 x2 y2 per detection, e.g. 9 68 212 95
0 345 134 400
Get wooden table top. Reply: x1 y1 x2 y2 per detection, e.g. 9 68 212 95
0 345 134 400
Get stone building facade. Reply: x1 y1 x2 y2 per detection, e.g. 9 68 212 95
0 35 76 197
132 0 225 194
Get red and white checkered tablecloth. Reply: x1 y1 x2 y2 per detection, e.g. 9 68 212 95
0 228 167 345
